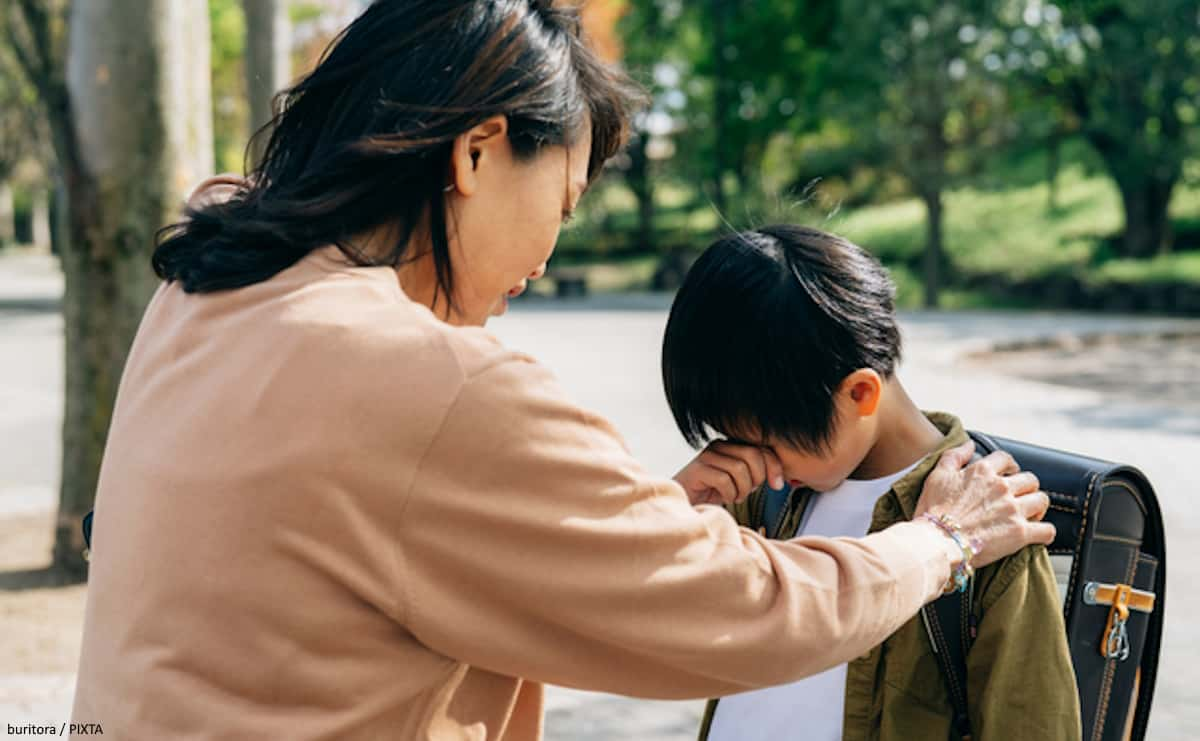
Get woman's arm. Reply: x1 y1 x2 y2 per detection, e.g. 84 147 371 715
397 352 959 699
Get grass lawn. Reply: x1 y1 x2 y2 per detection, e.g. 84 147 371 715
834 163 1200 281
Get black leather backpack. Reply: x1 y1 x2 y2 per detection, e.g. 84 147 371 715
924 432 1166 741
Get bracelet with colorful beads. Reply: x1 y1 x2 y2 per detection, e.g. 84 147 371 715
920 512 979 594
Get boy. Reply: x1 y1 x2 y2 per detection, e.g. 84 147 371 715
661 225 1080 740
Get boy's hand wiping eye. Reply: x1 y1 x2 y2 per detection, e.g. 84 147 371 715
673 441 786 507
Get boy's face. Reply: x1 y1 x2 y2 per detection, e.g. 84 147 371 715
753 370 883 493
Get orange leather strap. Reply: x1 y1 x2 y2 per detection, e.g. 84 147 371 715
1090 582 1155 613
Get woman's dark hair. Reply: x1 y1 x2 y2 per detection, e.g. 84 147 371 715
662 224 902 454
154 0 642 306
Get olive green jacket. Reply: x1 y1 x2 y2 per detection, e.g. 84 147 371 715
698 413 1081 741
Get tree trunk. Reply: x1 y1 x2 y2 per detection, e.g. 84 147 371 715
921 189 944 309
626 132 654 252
1046 133 1060 212
244 0 291 168
31 186 50 248
0 182 13 247
1116 176 1174 258
1088 131 1179 258
50 0 214 578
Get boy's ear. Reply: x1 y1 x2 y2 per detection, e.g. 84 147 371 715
841 369 883 418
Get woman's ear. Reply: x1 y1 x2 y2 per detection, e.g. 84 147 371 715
841 368 883 418
449 115 509 197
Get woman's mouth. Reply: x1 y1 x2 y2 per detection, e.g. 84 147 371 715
491 280 530 318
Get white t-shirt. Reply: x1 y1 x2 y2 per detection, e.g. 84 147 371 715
707 461 922 741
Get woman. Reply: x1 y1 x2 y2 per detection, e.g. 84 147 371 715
70 2 1053 739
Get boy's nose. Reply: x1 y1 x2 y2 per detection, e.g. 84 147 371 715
529 263 547 281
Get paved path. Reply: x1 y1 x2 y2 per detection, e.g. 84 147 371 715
2 254 1198 739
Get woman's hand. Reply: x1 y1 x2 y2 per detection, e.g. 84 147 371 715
913 441 1055 568
673 441 785 507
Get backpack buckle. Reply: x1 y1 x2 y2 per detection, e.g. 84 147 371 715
1085 582 1147 661
1104 612 1131 661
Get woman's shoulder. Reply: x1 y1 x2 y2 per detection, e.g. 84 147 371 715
151 259 544 409
273 255 538 379
312 277 551 407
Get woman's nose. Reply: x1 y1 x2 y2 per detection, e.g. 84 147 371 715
529 263 547 280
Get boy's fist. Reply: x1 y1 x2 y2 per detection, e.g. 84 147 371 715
673 441 785 507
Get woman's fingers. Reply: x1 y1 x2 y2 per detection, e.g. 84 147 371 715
1026 520 1057 545
934 441 976 474
978 449 1020 476
1005 471 1041 497
1017 489 1051 521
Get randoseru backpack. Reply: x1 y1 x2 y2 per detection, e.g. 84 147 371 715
924 432 1166 741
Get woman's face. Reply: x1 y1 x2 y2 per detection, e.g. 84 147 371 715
421 116 592 327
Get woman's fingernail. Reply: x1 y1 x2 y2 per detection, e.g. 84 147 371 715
772 475 785 490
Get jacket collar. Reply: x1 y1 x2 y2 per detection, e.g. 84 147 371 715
867 411 968 533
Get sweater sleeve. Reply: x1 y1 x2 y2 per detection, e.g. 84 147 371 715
399 354 954 699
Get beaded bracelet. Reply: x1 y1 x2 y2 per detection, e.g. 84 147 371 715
920 512 979 594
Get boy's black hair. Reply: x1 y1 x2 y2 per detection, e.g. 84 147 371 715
662 224 902 454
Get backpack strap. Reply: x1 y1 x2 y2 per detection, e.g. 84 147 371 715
918 433 1000 741
920 586 974 741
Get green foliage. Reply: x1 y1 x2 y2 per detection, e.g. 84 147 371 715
601 0 1200 306
998 0 1200 256
0 4 53 182
1094 253 1200 286
210 0 248 173
7 0 1197 308
680 0 834 202
289 2 326 25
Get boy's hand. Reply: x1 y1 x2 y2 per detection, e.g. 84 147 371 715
673 441 785 507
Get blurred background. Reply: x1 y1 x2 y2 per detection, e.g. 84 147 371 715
1 0 1199 739
6 0 1200 310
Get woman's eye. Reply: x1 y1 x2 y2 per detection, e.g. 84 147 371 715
561 211 576 225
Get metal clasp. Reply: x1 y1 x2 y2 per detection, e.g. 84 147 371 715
1104 613 1130 661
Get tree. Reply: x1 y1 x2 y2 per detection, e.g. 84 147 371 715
211 0 249 173
832 0 1006 307
243 0 291 167
0 13 49 247
616 0 676 252
1016 0 1198 257
7 0 214 579
674 0 834 216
